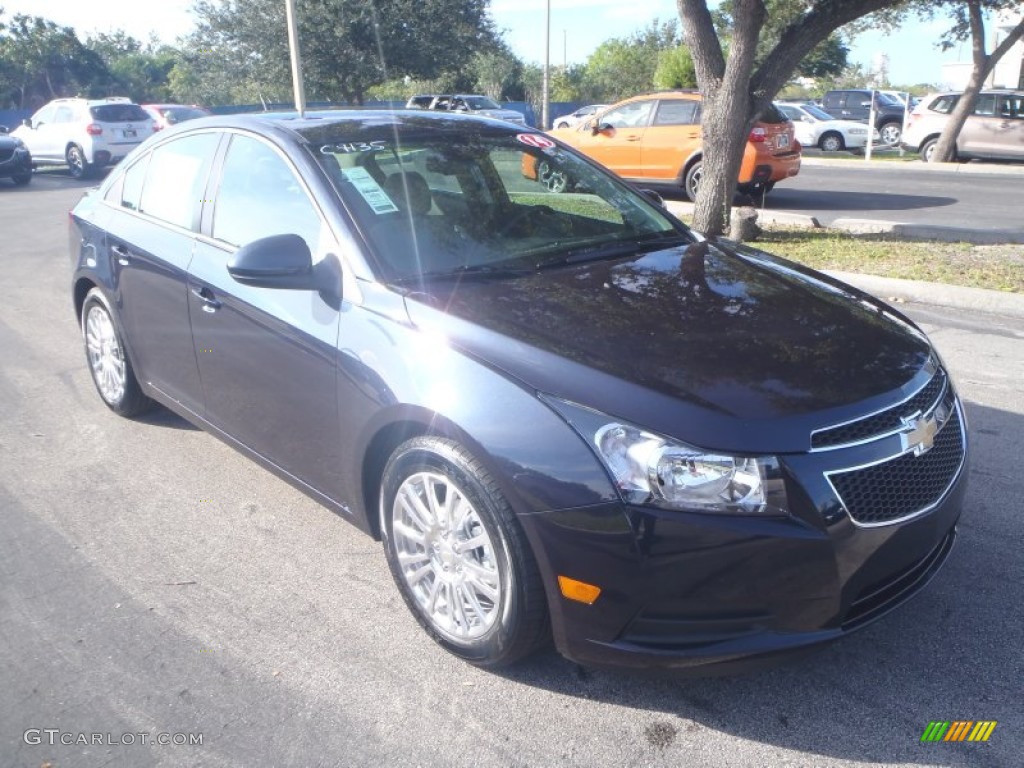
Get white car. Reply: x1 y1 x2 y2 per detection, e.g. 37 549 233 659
552 104 609 130
776 102 879 152
13 97 156 178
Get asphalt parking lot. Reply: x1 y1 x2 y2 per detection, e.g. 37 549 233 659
1 171 1022 767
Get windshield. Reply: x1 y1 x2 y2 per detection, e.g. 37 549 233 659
90 104 150 122
875 92 902 107
801 104 833 121
462 96 501 110
303 120 687 283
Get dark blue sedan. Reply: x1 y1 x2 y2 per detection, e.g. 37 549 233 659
69 110 967 670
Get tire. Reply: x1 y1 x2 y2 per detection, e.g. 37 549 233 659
11 171 31 186
552 120 569 130
66 144 91 180
878 121 901 147
81 288 153 417
380 436 549 667
819 132 845 152
919 138 954 163
683 160 703 202
537 160 568 193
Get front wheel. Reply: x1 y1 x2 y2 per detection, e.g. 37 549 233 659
66 144 92 179
81 288 153 417
11 171 31 186
537 160 568 193
819 132 845 152
683 160 703 202
879 121 901 146
380 437 548 667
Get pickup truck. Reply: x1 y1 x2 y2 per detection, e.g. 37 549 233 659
405 94 526 126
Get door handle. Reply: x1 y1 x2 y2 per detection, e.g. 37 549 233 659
111 244 130 266
191 286 222 313
625 135 642 141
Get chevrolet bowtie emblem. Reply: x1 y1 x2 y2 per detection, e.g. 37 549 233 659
901 412 939 456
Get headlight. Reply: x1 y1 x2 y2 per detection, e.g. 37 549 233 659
544 398 782 515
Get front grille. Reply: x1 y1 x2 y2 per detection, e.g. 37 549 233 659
828 407 964 526
0 148 13 163
812 368 947 450
843 526 956 629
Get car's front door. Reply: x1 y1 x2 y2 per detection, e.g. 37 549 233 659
187 132 345 500
573 100 654 178
100 132 219 413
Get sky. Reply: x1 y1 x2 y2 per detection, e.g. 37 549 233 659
3 0 978 88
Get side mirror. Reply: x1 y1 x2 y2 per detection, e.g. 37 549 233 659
22 118 33 128
0 125 7 134
639 189 665 208
228 234 319 290
591 122 613 136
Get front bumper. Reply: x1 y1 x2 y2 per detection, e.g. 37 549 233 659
519 402 967 672
0 147 32 177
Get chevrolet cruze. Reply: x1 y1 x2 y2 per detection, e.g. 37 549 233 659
69 110 967 670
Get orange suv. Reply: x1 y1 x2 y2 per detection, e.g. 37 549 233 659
548 91 801 200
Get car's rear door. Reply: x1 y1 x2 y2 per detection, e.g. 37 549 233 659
99 131 220 413
958 94 1000 156
187 131 345 499
639 99 700 182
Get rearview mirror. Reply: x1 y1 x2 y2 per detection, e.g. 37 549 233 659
228 234 319 290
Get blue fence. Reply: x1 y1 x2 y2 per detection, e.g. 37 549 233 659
0 109 31 130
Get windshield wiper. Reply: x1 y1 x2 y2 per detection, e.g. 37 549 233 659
394 262 535 283
537 232 691 269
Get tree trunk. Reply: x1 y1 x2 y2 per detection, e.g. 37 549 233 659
933 2 1024 163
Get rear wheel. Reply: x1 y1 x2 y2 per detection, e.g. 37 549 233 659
66 144 92 180
537 160 568 193
11 171 31 186
380 436 548 667
81 288 152 417
819 132 845 152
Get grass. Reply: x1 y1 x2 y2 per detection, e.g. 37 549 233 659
756 226 1024 293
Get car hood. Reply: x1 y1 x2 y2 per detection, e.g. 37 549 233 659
400 240 933 454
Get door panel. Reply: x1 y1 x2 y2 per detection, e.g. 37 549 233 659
573 100 654 177
640 100 701 181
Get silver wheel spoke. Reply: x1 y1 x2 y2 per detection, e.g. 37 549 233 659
392 469 502 643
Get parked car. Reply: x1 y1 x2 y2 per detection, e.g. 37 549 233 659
69 110 966 672
902 89 1024 162
13 97 156 179
0 124 33 186
405 94 526 125
142 104 212 131
552 104 609 130
548 91 801 200
776 102 879 152
820 89 906 146
880 90 919 110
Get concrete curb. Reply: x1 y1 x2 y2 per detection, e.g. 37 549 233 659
830 218 1024 244
664 200 821 228
824 271 1024 319
800 155 1024 176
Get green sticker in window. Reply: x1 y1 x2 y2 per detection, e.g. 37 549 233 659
342 167 399 215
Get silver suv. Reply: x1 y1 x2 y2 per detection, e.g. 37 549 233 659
13 97 155 178
902 90 1024 162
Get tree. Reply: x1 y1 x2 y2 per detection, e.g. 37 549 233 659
87 32 179 102
677 0 911 236
183 0 497 106
583 19 682 101
0 11 113 108
654 45 698 89
928 2 1024 162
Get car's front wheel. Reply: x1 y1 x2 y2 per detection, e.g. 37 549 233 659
11 171 31 186
537 160 569 193
879 121 902 146
380 436 548 667
81 288 152 417
819 132 845 152
66 144 92 180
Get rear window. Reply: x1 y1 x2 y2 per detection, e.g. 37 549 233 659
758 104 790 124
159 106 210 124
90 104 150 123
929 96 958 114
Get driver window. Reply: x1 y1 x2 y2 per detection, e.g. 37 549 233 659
600 101 654 129
32 104 57 127
212 134 324 254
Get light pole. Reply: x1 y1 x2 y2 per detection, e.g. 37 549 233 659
285 0 307 116
542 0 550 130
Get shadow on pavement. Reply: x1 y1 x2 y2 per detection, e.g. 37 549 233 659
497 399 1020 767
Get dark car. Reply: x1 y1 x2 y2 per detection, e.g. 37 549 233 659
820 89 907 146
69 110 967 671
0 124 33 186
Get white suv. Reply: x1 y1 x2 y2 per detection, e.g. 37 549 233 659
13 97 155 178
